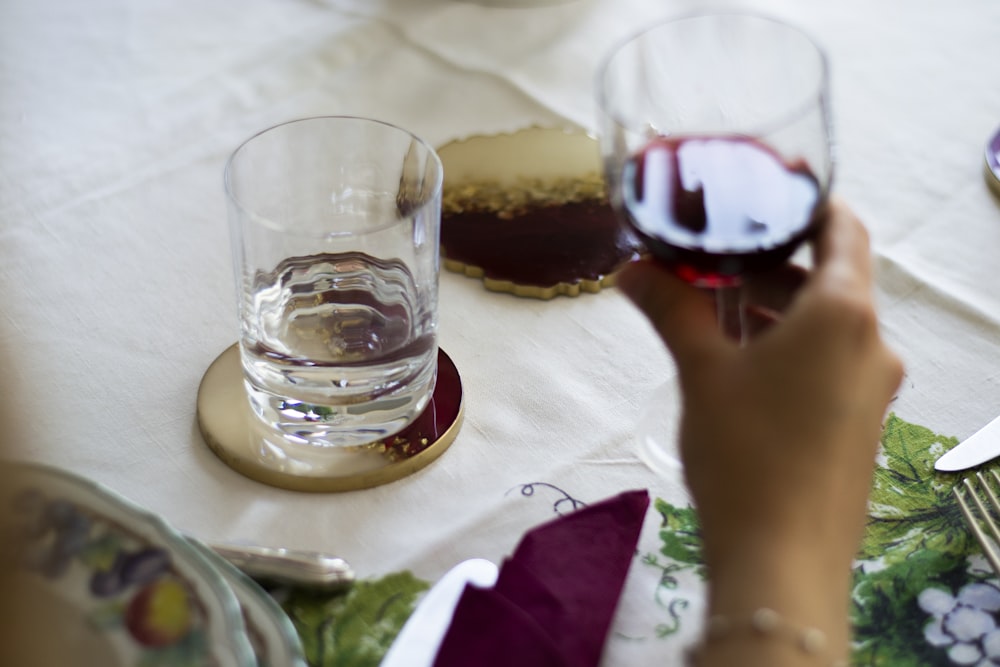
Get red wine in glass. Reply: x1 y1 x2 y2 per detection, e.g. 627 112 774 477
622 135 824 287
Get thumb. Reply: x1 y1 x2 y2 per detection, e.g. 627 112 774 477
616 259 728 371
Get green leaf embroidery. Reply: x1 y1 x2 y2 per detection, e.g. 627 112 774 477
278 571 428 667
654 498 704 576
861 414 970 563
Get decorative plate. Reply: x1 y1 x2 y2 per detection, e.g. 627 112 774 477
436 126 642 300
0 462 256 667
189 540 309 667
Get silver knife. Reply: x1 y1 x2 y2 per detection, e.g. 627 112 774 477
935 414 1000 471
380 558 499 667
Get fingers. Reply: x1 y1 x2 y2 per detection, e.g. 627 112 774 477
616 259 730 371
740 199 870 334
617 199 880 376
775 198 876 338
810 197 874 293
744 303 782 338
743 263 809 315
787 199 896 387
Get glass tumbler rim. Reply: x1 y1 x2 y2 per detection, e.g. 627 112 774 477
223 115 444 237
594 10 831 141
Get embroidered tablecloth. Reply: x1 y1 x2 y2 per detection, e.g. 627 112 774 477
2 0 999 665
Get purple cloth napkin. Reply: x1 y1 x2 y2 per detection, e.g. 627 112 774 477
433 489 650 667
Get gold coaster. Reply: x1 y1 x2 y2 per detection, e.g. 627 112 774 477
196 344 463 492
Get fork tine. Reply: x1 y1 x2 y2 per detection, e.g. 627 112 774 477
969 474 1000 545
980 470 1000 517
953 478 1000 577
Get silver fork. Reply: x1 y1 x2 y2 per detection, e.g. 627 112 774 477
953 470 1000 576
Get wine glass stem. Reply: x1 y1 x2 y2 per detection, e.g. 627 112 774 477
714 284 745 344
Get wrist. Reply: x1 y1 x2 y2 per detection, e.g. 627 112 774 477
687 607 851 667
704 537 854 651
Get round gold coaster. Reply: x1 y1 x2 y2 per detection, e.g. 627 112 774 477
196 344 464 492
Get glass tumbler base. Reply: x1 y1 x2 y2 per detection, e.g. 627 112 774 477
196 344 464 492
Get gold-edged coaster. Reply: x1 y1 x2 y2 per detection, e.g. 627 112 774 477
196 345 463 492
437 127 641 300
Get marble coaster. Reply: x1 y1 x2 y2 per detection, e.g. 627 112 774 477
437 127 641 300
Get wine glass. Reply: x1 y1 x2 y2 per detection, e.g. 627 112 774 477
596 12 832 473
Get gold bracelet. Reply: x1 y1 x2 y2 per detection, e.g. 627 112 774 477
685 608 850 667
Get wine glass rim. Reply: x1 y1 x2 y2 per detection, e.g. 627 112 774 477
595 10 831 141
223 115 444 237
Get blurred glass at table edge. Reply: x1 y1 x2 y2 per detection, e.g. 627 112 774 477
224 116 443 450
456 0 580 6
985 126 1000 199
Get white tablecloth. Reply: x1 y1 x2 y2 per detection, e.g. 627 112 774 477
2 0 999 663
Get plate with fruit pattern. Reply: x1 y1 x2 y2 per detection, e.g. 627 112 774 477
189 540 309 667
1 462 256 667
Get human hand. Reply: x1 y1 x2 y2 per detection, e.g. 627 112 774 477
617 199 903 649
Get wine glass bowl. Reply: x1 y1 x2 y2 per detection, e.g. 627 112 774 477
596 12 833 289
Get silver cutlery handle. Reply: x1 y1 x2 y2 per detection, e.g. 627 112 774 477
210 543 355 591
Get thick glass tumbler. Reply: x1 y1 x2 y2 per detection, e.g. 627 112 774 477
225 116 443 449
